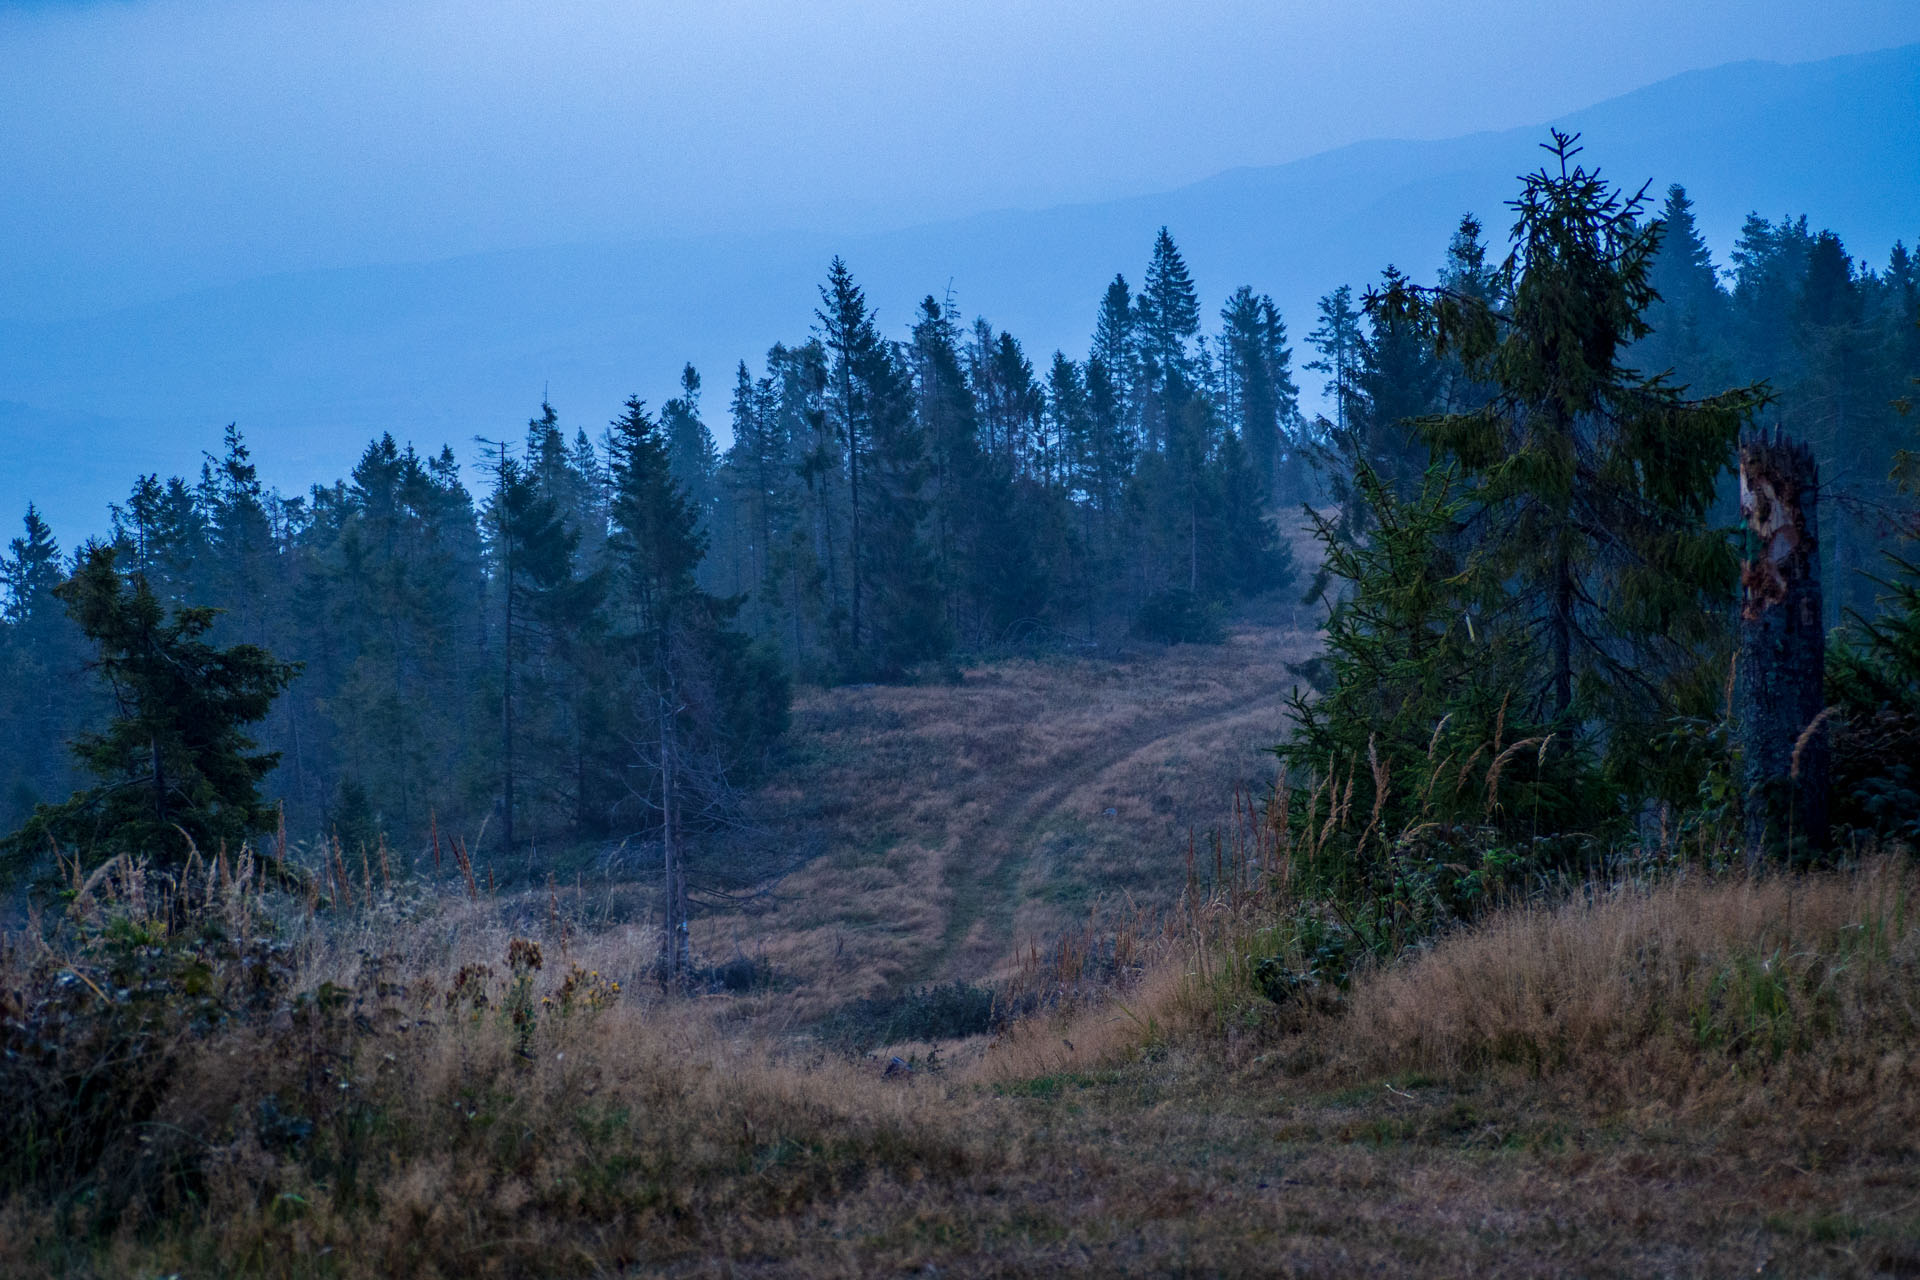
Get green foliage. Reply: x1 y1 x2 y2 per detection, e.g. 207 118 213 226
1828 552 1920 844
1371 131 1759 796
8 544 298 871
0 856 297 1214
3 162 1914 884
1277 133 1778 933
1133 588 1224 645
823 981 1001 1049
1279 463 1594 895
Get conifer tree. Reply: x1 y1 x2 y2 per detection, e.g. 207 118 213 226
3 506 63 624
661 364 721 549
1638 185 1731 389
908 297 995 638
816 259 873 654
1091 274 1140 444
0 507 90 830
1435 215 1503 415
199 425 277 645
768 339 837 669
1731 212 1815 388
1136 229 1201 452
816 259 947 673
1306 285 1364 437
1218 286 1300 499
480 429 584 858
7 543 298 869
606 395 786 979
1377 131 1765 792
1319 266 1444 538
109 474 206 608
1279 462 1568 899
719 361 785 631
1794 230 1883 617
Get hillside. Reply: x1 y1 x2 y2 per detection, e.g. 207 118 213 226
6 629 1917 1276
3 41 1916 539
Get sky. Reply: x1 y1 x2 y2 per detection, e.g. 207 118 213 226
4 0 1920 320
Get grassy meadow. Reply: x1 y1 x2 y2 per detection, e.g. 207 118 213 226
4 622 1918 1277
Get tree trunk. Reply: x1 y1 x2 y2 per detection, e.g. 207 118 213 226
847 373 863 655
1550 544 1573 722
1736 428 1828 864
502 562 515 858
658 673 689 986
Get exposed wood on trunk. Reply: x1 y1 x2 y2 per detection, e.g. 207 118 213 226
1736 427 1828 862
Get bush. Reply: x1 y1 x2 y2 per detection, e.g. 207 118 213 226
2 854 975 1273
1829 552 1920 846
0 854 295 1218
823 981 1001 1048
1133 589 1224 645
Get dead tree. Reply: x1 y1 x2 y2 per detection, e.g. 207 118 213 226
1736 428 1829 862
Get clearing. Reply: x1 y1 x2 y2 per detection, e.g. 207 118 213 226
694 620 1316 1012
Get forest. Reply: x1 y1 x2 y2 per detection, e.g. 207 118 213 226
3 127 1920 1273
2 147 1914 886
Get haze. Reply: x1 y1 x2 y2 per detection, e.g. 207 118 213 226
5 0 1919 320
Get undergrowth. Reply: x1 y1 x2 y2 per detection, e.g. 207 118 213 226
2 787 1915 1275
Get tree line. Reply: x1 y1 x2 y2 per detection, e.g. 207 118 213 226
0 230 1302 869
1282 135 1920 951
1308 181 1920 626
1 159 1914 880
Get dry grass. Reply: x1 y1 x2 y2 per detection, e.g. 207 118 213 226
1342 859 1918 1080
6 625 1920 1276
697 621 1316 1018
8 851 1919 1277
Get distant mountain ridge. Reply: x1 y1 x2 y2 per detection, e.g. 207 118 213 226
3 41 1916 539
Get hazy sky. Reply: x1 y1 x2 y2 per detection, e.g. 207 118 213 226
5 0 1919 318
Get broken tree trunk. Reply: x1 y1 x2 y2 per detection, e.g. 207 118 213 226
1736 428 1829 863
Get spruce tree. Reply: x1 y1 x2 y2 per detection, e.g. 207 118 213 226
1135 229 1201 452
606 395 786 979
1327 266 1444 526
1638 185 1732 390
3 506 62 624
1219 286 1298 499
198 424 277 646
908 297 1000 641
1278 462 1567 902
1091 274 1140 446
1306 285 1364 437
661 364 721 551
110 474 206 606
1731 212 1816 389
0 507 91 832
8 543 298 870
1378 131 1765 794
816 259 873 655
816 259 947 674
480 429 584 857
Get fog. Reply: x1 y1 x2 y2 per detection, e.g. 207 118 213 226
5 0 1918 319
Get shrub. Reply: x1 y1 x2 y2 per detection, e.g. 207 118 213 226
1133 589 1224 645
823 981 1001 1048
0 853 295 1219
1829 552 1920 847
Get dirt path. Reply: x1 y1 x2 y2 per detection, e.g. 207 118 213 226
919 675 1296 984
692 621 1318 1012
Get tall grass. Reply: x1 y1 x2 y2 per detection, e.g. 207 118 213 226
1342 856 1918 1081
4 710 1916 1275
0 850 979 1277
981 734 1919 1118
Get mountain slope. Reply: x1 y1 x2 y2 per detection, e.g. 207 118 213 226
2 42 1915 539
